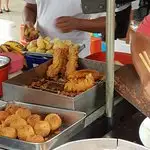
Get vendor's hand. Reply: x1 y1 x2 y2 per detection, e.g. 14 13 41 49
56 16 80 33
24 21 34 29
24 22 39 42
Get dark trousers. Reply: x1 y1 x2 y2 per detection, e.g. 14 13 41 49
115 6 131 39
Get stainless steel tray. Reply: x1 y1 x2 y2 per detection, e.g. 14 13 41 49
23 44 85 57
0 100 86 150
2 58 115 113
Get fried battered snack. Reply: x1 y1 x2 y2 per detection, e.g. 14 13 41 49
64 74 95 93
0 127 17 138
34 121 51 137
68 69 103 81
60 48 69 75
0 111 10 123
44 114 62 131
27 114 41 127
65 45 79 77
47 49 65 78
63 40 75 47
10 118 27 129
17 125 35 140
26 135 44 143
15 108 31 120
5 104 20 115
3 114 21 127
53 39 68 50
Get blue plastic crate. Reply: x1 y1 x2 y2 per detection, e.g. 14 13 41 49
25 54 51 69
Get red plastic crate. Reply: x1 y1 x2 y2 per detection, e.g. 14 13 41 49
86 52 132 65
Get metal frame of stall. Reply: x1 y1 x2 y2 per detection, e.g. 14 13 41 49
81 0 115 121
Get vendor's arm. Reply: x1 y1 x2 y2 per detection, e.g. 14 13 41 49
24 0 37 26
56 16 106 35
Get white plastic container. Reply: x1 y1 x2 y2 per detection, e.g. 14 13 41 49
54 138 148 150
139 117 150 149
0 19 16 44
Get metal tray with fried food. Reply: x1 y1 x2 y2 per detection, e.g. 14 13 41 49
0 100 86 150
22 44 85 57
3 58 114 113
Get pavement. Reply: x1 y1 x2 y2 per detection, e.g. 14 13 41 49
0 0 24 42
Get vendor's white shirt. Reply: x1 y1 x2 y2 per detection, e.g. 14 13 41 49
25 0 91 44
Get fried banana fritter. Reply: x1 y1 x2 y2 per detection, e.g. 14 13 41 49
64 74 95 93
47 49 65 78
65 45 79 77
68 69 103 81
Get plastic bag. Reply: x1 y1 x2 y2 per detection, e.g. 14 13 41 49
131 31 150 99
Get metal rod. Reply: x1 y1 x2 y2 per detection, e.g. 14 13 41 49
106 0 115 118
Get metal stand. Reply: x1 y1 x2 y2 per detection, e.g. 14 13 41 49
81 0 115 120
106 0 115 119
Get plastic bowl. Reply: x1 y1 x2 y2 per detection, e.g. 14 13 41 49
0 52 24 73
0 56 10 96
139 117 150 149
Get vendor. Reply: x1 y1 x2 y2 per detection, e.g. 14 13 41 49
24 0 132 57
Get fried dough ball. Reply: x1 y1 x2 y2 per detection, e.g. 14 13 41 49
3 114 21 127
17 125 35 140
27 114 41 127
10 118 27 129
15 108 31 120
0 127 17 138
26 135 44 143
0 111 10 122
5 104 20 115
34 121 50 137
44 114 62 131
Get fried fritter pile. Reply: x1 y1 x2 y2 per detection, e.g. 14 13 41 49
47 48 68 78
0 104 62 143
30 38 104 95
47 49 65 78
47 43 79 79
64 74 95 93
65 45 79 77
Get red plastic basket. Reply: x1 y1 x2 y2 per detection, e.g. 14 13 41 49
86 52 132 65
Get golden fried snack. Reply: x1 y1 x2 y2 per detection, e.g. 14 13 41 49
64 74 95 93
65 45 79 77
34 121 50 137
60 48 69 75
0 127 17 138
15 108 31 120
26 135 45 143
0 111 10 123
53 40 68 50
27 114 41 127
17 125 35 140
0 124 2 129
10 118 27 129
63 40 73 47
47 49 65 78
3 114 21 127
68 69 103 81
5 104 20 115
44 114 62 131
